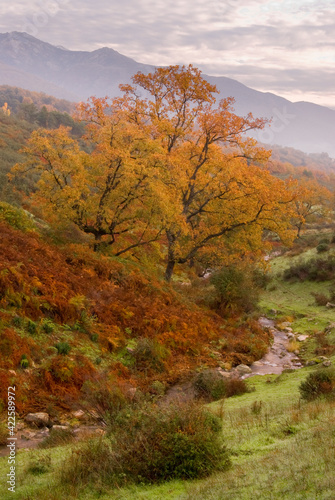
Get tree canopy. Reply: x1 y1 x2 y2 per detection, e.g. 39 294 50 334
13 65 302 280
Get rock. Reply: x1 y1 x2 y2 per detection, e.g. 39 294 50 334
284 327 293 333
25 412 50 427
252 361 264 367
71 410 86 421
326 302 335 308
280 322 292 328
126 387 137 400
322 360 332 367
8 370 17 376
297 335 309 342
16 422 25 431
287 332 295 339
235 364 252 375
306 360 317 366
217 369 232 378
269 309 277 315
283 363 292 369
21 431 37 440
36 427 50 438
52 425 69 431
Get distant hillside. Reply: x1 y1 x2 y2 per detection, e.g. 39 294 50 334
269 145 335 174
0 85 75 114
0 31 335 157
0 90 83 203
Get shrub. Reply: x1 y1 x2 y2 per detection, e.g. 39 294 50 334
283 256 335 282
54 342 71 355
299 368 335 400
210 265 260 314
317 243 330 253
193 369 227 401
41 318 55 334
80 374 129 425
312 292 329 307
12 316 23 328
26 319 37 335
193 369 249 401
132 338 169 373
20 354 29 369
61 401 230 487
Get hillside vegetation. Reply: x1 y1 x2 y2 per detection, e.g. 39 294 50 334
1 67 335 499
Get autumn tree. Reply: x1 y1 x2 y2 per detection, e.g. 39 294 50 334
12 101 168 255
13 65 299 280
291 178 332 237
119 65 298 279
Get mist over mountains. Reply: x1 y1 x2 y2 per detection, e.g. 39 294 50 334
0 31 334 157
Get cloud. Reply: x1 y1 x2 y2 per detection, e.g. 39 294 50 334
0 0 334 106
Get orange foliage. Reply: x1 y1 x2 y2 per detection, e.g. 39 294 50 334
0 221 271 412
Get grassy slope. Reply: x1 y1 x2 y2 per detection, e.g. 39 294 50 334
1 365 335 500
2 225 335 499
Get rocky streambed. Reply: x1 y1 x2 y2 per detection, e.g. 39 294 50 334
244 317 303 377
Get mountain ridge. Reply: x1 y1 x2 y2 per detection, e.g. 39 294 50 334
0 31 334 157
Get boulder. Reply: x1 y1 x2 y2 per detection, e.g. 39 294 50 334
235 364 252 375
297 335 309 342
25 412 50 427
322 360 332 367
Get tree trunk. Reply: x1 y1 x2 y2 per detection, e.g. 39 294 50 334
164 258 175 281
93 233 102 252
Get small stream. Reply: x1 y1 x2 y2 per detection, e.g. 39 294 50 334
244 317 303 378
0 318 304 457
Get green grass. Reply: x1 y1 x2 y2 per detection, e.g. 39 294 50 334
2 365 335 499
260 248 335 336
2 245 335 499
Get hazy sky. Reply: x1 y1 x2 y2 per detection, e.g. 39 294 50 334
1 0 334 107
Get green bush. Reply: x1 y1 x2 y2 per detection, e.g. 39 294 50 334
41 318 55 334
27 319 37 335
299 368 335 400
54 342 71 355
193 369 227 401
20 354 29 369
210 265 260 314
283 256 335 282
61 401 230 487
317 243 330 253
193 369 249 401
0 202 35 231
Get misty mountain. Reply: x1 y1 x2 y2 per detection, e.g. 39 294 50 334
0 31 334 157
